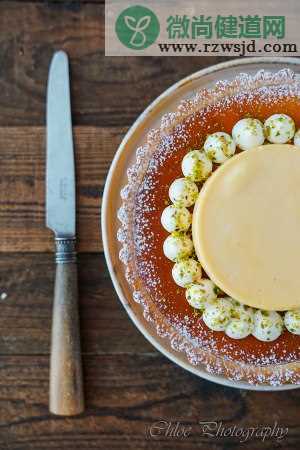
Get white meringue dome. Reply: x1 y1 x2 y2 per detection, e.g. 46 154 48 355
225 302 254 339
204 132 236 163
252 310 283 342
163 233 193 262
181 150 212 182
169 178 198 208
172 258 202 288
161 205 191 233
232 118 264 150
284 309 300 335
185 279 217 310
202 297 233 331
225 318 253 339
264 114 295 144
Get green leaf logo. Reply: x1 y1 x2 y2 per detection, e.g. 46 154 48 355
116 6 160 50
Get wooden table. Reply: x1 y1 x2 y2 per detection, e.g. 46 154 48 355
0 1 299 449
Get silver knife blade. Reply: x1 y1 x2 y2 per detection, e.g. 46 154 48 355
46 51 75 237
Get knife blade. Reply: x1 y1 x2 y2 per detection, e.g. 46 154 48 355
46 50 84 416
46 50 75 237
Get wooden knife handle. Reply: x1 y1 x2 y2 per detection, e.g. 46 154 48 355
49 237 84 416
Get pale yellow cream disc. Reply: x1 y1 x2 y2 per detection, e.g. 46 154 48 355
192 144 300 311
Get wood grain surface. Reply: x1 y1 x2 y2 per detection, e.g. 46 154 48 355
0 126 125 252
0 0 299 449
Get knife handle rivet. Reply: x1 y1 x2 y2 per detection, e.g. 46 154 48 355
55 237 77 264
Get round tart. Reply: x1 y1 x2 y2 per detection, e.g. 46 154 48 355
118 68 300 386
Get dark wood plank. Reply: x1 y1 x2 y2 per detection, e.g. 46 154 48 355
0 126 125 252
0 252 153 355
0 1 228 127
0 354 299 449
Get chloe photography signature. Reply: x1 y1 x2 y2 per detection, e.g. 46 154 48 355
147 420 288 442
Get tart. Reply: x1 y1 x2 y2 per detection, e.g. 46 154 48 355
118 68 300 386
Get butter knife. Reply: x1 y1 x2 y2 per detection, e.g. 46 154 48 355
46 50 84 416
